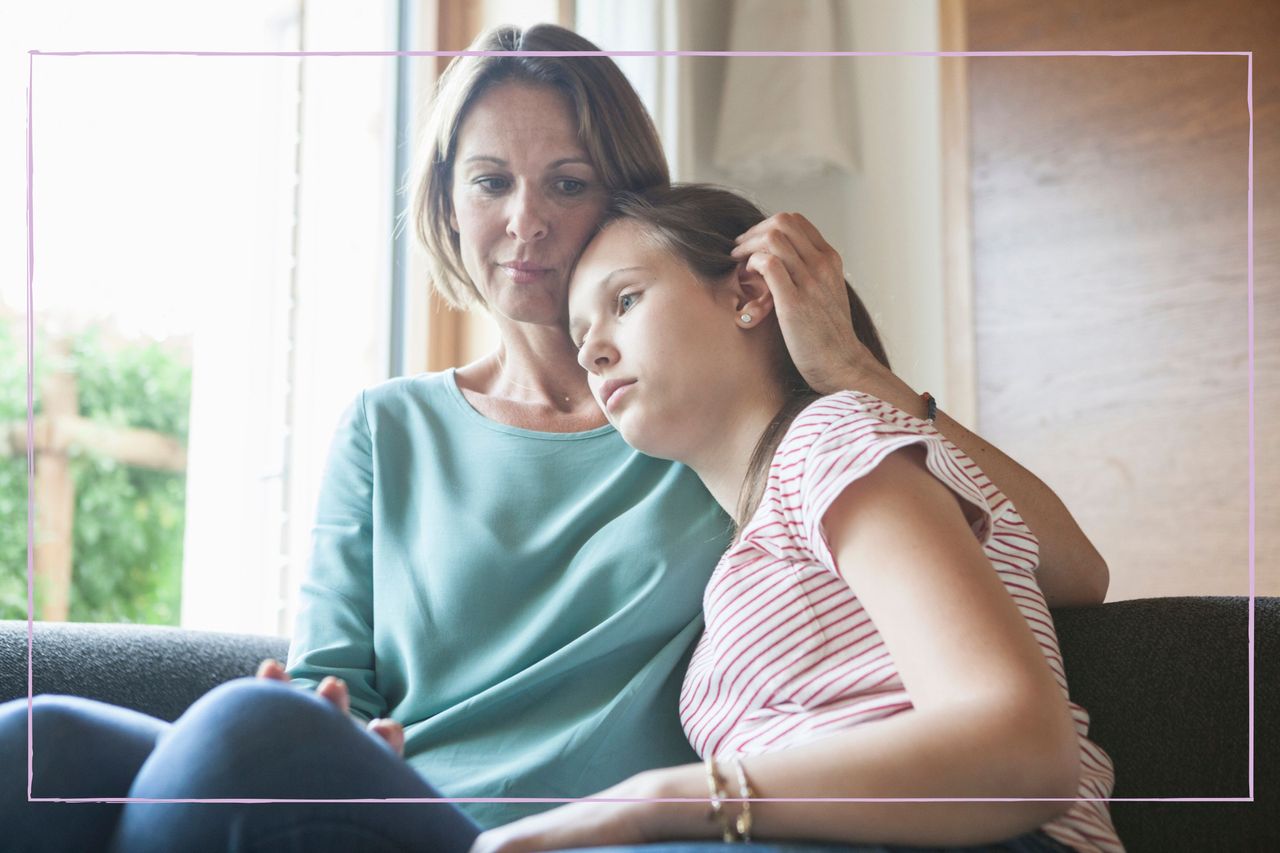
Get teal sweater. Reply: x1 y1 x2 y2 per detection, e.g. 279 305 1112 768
287 370 731 828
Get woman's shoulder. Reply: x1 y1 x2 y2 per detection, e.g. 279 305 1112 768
351 370 459 422
359 370 448 403
322 372 462 450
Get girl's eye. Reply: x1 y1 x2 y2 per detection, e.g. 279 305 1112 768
556 178 588 195
618 292 640 313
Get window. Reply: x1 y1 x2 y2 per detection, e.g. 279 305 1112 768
6 1 400 635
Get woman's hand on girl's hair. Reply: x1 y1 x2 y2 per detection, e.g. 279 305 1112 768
255 658 405 758
730 212 867 394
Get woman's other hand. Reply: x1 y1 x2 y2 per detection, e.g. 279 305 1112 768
730 212 869 395
364 716 406 758
255 658 404 757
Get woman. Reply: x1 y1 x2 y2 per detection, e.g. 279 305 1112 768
466 183 1122 853
0 23 1107 853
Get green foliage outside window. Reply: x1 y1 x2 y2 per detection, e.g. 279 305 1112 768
0 321 191 624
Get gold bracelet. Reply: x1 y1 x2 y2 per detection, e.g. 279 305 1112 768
731 759 754 842
704 755 735 842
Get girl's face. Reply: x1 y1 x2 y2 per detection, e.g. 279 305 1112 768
450 81 606 328
568 220 767 461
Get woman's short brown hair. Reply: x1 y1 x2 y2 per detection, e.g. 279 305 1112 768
412 23 669 309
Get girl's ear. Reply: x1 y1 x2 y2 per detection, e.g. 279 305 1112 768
733 261 775 325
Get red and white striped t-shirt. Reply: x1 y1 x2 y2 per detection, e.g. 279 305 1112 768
680 391 1122 853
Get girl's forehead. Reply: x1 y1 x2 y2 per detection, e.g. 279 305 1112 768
578 223 651 276
601 218 659 254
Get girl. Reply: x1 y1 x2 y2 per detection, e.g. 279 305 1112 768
470 185 1122 853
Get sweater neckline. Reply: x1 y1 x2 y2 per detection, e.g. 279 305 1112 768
439 367 618 441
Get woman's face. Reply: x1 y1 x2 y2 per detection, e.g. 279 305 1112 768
450 81 606 328
568 220 756 461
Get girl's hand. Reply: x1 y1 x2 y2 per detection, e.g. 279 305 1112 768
255 658 404 758
468 772 669 853
730 212 871 394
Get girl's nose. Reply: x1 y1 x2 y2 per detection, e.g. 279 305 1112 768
577 334 615 374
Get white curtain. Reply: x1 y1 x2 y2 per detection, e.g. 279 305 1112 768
712 0 860 183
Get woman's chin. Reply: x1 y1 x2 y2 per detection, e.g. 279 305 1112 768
484 286 568 328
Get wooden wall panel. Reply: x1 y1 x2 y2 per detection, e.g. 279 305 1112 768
939 3 977 425
960 0 1278 600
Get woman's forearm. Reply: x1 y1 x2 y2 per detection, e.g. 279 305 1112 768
840 364 1109 606
729 213 1106 605
644 702 1078 848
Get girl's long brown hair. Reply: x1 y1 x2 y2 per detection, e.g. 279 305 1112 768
598 185 892 529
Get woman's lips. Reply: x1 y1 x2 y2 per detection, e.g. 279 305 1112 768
500 263 552 284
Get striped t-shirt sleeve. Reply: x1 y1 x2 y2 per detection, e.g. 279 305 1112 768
785 393 997 580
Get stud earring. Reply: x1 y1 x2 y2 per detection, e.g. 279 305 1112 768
739 313 752 324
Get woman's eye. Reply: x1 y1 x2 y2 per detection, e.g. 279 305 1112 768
618 292 640 313
556 178 587 195
475 176 509 192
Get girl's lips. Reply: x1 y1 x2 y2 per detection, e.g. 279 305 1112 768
604 381 636 413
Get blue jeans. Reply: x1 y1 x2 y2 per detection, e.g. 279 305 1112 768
1 679 1073 852
1 678 481 852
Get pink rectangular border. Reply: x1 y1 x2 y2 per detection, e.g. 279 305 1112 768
23 48 1256 806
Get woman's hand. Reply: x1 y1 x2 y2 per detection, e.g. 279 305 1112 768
468 771 680 853
731 212 875 395
256 658 404 757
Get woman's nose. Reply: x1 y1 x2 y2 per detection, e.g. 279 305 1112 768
507 187 548 242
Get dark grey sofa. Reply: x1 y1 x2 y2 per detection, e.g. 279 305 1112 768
3 596 1277 852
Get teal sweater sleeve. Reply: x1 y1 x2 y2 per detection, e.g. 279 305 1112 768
287 390 385 724
285 372 731 828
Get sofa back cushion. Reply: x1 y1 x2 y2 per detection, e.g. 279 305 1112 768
0 620 287 722
1053 596 1276 851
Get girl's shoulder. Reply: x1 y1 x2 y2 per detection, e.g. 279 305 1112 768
779 391 939 460
769 391 1000 553
741 392 923 544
